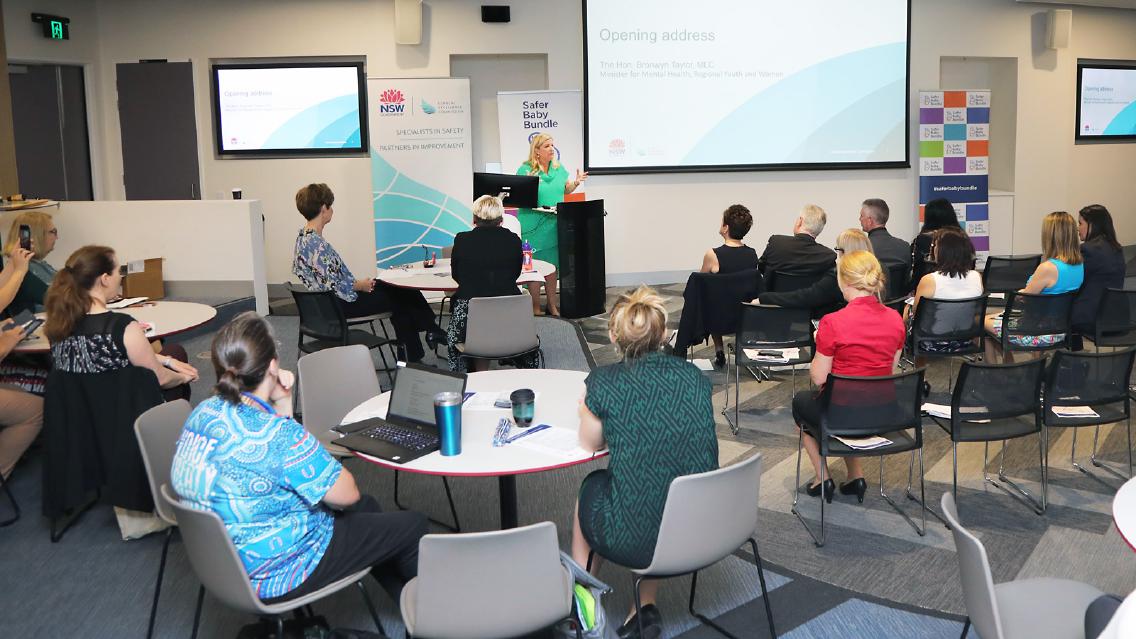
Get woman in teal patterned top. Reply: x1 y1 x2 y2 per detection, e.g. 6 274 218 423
516 133 587 316
570 286 718 636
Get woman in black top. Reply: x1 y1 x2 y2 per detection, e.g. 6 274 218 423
699 204 758 365
1071 204 1125 349
446 195 529 372
910 198 962 287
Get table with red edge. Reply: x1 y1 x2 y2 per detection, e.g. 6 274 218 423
375 257 555 292
1114 476 1136 552
340 368 607 529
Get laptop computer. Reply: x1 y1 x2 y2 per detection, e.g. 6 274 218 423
336 363 467 464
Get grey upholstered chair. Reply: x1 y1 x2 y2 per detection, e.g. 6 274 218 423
133 399 191 639
298 345 383 458
942 493 1103 639
457 294 542 366
161 484 385 639
626 453 776 639
297 345 461 531
400 521 577 638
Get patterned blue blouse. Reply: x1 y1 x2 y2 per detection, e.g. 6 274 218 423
292 228 357 302
171 396 342 599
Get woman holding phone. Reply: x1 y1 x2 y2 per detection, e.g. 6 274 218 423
0 244 42 480
3 211 59 315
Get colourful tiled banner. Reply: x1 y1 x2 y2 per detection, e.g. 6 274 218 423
919 90 991 261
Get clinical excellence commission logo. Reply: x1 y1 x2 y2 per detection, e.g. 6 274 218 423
379 89 406 115
608 139 626 158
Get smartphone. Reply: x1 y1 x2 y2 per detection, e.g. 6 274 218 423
18 224 31 252
10 309 34 327
21 318 43 336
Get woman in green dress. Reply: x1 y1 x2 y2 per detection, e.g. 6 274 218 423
571 286 718 638
516 133 588 316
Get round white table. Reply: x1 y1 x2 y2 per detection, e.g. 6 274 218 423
376 257 555 292
341 368 607 528
14 300 218 354
1113 476 1136 552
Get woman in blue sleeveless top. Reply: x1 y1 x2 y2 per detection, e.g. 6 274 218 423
985 211 1084 362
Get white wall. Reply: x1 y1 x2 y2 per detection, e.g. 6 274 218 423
4 0 1136 285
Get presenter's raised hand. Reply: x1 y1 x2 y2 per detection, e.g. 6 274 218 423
569 169 589 193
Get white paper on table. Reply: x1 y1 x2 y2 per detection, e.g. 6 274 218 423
1052 405 1099 418
833 435 893 450
376 268 419 280
510 426 591 459
743 347 800 363
107 297 148 309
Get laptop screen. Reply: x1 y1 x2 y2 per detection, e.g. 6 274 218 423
388 364 467 427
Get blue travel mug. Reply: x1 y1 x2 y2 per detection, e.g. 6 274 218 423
434 391 463 456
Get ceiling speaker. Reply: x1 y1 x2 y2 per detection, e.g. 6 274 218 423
395 0 423 46
1046 9 1072 49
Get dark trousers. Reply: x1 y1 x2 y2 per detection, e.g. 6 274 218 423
340 283 441 362
263 495 427 604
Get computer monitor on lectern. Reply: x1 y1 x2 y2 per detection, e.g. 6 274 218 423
473 172 539 209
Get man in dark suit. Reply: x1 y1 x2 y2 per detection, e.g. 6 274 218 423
859 198 912 294
758 204 836 284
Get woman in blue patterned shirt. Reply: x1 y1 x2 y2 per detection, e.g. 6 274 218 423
292 183 445 362
171 312 426 601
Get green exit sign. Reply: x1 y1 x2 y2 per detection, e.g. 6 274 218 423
30 13 70 41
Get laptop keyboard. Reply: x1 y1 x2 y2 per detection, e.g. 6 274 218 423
363 423 439 451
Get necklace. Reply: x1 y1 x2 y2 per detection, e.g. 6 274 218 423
240 392 275 414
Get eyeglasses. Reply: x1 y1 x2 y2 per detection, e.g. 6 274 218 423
47 229 58 236
834 247 845 254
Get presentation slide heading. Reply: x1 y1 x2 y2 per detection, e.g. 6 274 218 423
597 28 716 44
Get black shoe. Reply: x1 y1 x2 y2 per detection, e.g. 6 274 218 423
713 350 726 368
806 478 835 503
617 604 662 639
840 477 867 503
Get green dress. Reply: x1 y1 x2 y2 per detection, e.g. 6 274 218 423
579 351 718 568
515 162 569 270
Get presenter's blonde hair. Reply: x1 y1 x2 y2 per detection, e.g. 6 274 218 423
837 250 886 295
835 228 872 255
608 286 668 360
1041 211 1083 265
471 195 504 226
799 204 827 237
525 133 560 173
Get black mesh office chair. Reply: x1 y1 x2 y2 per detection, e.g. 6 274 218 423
727 304 814 434
982 255 1042 301
991 291 1076 356
791 368 927 547
768 270 824 294
1044 348 1136 488
906 294 988 390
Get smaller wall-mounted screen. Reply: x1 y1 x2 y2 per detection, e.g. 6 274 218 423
212 61 368 155
1077 63 1136 140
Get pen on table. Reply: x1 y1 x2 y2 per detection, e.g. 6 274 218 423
504 423 550 444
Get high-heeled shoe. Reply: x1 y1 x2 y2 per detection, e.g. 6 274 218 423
617 604 662 639
806 478 835 503
840 477 867 503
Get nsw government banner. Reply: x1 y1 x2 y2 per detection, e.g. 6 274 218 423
368 78 473 268
497 90 584 177
918 90 991 261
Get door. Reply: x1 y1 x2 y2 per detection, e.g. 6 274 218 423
116 61 200 200
8 64 93 200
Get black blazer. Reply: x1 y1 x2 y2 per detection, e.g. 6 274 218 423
759 268 844 319
869 227 912 273
1072 237 1125 331
758 233 835 277
450 225 523 301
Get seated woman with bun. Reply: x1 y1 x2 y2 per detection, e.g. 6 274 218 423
171 312 426 602
791 250 905 503
572 286 718 637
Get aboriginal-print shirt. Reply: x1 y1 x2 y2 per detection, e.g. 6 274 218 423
50 311 134 373
292 228 357 302
171 396 342 599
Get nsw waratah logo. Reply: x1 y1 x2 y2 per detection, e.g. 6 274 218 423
608 139 626 157
379 89 406 115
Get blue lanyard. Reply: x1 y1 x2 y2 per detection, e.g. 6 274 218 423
241 392 275 414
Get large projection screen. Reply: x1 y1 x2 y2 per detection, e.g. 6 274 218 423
583 0 911 173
